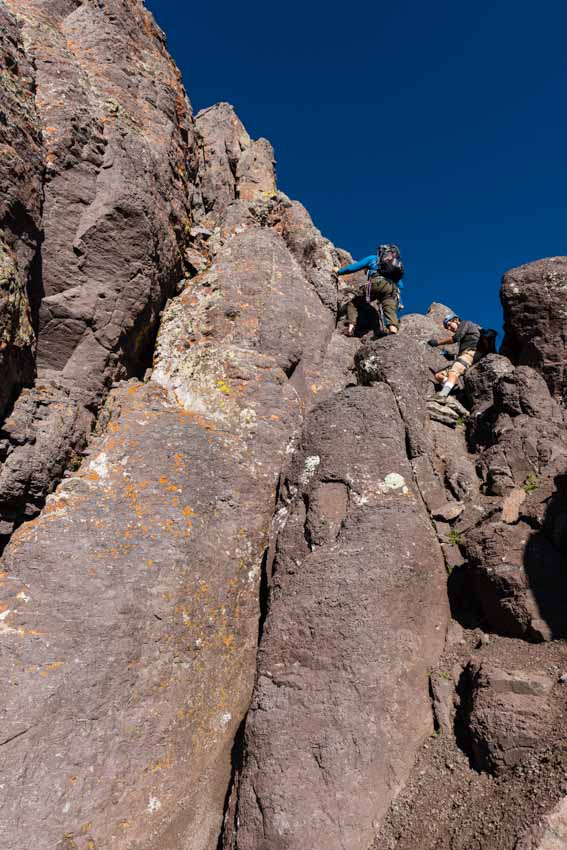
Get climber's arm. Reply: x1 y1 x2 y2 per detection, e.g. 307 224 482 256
336 255 375 276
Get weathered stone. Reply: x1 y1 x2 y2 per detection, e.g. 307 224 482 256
0 91 358 846
462 662 554 775
222 386 448 850
0 371 300 850
196 103 251 221
430 672 456 734
432 501 464 522
502 487 527 524
501 257 567 402
272 196 339 311
469 366 567 495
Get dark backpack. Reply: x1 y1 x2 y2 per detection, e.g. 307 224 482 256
378 244 404 282
478 328 497 355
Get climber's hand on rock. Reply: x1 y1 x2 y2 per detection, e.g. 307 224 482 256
427 338 439 347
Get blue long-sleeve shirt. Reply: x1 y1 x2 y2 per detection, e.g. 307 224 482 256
337 255 404 287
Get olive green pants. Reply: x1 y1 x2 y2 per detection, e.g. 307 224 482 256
346 276 399 329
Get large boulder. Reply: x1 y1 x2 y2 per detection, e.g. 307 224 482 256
0 374 297 850
501 257 567 403
222 385 448 850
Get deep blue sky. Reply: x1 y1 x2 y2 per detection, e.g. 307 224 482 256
146 0 567 335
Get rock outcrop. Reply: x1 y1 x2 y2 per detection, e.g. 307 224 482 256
2 5 567 850
0 29 360 845
0 0 201 536
461 357 567 642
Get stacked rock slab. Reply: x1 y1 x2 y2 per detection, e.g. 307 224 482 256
0 3 43 418
222 348 448 850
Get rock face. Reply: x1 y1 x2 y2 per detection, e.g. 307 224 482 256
222 385 448 850
501 257 567 403
6 0 198 396
0 0 202 535
0 3 43 418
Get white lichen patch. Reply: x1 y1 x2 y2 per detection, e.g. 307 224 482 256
239 407 257 428
248 561 260 583
351 492 369 506
272 506 289 533
147 796 162 815
89 452 110 479
219 712 232 729
382 473 406 492
16 591 31 604
300 455 320 486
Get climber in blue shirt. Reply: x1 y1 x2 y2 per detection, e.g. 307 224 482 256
336 244 404 337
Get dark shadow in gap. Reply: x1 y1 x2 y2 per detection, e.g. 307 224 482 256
523 473 567 640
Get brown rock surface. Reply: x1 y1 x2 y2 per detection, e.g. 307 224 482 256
0 0 205 537
501 257 567 402
0 3 43 417
222 385 448 850
5 0 198 397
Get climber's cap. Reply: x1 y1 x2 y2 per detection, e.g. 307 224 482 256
443 313 459 329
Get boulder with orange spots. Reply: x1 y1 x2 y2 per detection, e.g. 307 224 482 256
0 372 299 850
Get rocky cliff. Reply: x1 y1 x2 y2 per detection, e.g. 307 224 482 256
1 3 566 850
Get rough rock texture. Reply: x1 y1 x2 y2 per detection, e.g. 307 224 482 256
0 378 92 540
0 2 43 417
0 61 355 848
222 386 448 850
461 359 567 642
0 0 204 535
501 257 567 403
461 662 554 775
5 0 199 395
0 370 299 850
516 796 567 850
